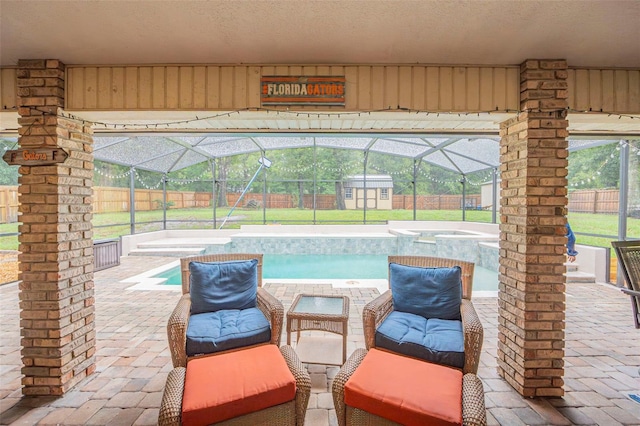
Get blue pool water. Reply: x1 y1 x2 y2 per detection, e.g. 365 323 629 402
156 254 498 291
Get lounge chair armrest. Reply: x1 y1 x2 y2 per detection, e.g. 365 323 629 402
158 367 186 426
280 345 311 426
362 290 393 350
258 287 285 346
462 373 487 426
621 288 640 297
332 348 368 426
167 294 191 368
461 299 484 375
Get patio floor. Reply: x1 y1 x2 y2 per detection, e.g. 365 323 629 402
1 256 639 426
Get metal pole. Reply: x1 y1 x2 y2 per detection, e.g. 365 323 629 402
211 160 216 228
413 159 418 221
492 167 498 224
162 174 167 230
313 142 317 224
617 140 630 287
219 157 271 229
129 167 135 235
618 140 629 242
262 157 267 225
461 175 467 221
363 151 368 224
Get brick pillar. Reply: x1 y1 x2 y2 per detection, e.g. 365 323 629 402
16 59 95 396
497 59 569 397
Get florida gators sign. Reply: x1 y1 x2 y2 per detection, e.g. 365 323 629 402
261 76 345 106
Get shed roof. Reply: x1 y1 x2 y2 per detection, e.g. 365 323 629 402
345 175 394 188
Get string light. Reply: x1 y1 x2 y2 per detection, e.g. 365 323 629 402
166 167 212 185
16 106 639 132
12 106 639 189
94 166 130 180
134 170 163 190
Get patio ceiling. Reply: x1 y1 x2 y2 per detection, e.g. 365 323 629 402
2 1 638 68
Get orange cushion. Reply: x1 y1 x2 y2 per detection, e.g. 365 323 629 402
182 345 296 426
344 349 463 426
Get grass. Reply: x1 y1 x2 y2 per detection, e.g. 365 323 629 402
0 208 638 253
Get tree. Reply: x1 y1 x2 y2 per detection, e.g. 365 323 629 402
568 143 619 190
216 157 231 207
316 148 361 210
0 163 18 185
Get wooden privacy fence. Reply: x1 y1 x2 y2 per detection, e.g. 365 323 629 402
0 186 18 223
93 187 213 212
92 187 488 213
393 194 482 210
0 186 624 223
568 189 619 214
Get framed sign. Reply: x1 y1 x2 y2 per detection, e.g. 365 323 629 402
261 76 345 106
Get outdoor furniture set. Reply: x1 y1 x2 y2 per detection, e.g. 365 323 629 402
160 253 487 426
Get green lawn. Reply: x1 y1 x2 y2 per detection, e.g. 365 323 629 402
0 208 638 253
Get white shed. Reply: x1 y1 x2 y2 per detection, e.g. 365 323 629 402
344 175 393 210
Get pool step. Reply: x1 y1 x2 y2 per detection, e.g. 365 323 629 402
136 238 231 249
128 247 206 257
566 262 579 273
565 262 596 283
128 237 232 257
566 270 596 283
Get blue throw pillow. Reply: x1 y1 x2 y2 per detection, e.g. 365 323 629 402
189 259 258 315
389 263 462 321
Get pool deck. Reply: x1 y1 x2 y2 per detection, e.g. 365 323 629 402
1 256 639 425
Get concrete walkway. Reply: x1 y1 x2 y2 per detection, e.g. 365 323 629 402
1 256 639 425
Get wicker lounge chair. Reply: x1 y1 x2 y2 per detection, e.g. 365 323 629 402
363 255 483 374
332 348 487 426
167 253 284 368
612 240 640 329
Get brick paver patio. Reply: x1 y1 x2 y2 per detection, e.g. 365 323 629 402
1 256 639 425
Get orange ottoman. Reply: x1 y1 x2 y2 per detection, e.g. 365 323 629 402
333 348 487 426
159 345 311 426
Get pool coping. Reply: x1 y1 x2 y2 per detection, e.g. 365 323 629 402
121 259 498 297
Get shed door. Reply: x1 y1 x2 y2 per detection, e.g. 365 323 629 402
356 188 376 209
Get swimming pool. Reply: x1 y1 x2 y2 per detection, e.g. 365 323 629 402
154 254 499 292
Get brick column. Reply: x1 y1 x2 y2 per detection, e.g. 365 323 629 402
16 59 95 396
497 59 569 397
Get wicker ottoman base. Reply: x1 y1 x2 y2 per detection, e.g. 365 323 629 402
332 348 487 426
159 345 310 426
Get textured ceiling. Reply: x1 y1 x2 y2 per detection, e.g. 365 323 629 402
1 0 639 67
1 1 638 138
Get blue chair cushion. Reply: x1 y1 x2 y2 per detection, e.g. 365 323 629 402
375 311 465 369
186 308 271 357
389 263 462 320
189 259 258 315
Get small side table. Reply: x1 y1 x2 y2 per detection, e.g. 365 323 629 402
286 294 350 365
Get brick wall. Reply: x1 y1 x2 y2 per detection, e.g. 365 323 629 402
497 59 569 397
17 59 95 396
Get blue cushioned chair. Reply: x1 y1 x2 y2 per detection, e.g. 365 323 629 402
167 253 284 367
363 256 484 374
